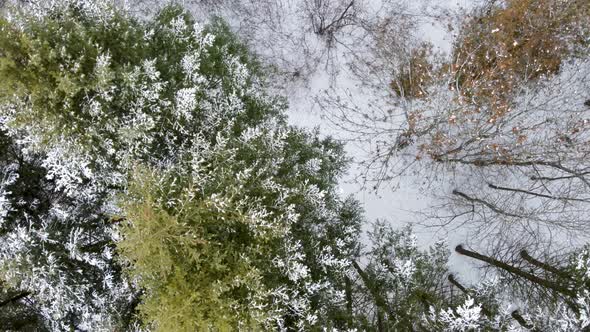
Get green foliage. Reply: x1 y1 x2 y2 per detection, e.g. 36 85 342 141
0 3 363 329
0 4 275 160
115 123 360 330
0 124 137 330
0 282 44 331
118 167 277 331
0 3 311 329
0 2 477 331
0 8 142 144
352 223 455 330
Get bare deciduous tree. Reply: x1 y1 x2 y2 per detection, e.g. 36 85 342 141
320 0 590 253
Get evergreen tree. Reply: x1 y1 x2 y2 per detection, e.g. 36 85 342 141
0 123 135 330
6 1 589 331
0 1 362 329
347 223 457 331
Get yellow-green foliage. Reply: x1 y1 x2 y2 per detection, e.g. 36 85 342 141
0 4 359 329
118 167 277 331
0 10 145 146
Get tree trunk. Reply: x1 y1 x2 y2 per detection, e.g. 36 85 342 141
455 245 576 298
520 250 572 280
345 276 354 328
351 260 397 325
511 310 536 330
448 274 492 317
0 291 31 308
447 274 468 294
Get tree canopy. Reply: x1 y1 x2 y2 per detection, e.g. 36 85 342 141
1 0 590 331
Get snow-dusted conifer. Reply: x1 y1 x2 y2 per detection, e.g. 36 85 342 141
0 1 362 330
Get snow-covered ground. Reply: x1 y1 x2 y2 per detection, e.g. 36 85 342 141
264 0 481 278
285 43 484 281
179 0 483 279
